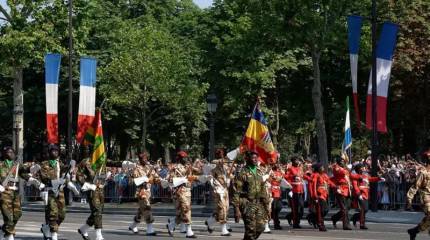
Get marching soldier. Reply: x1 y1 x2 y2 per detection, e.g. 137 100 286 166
205 149 233 236
232 151 269 240
39 144 77 240
350 163 383 230
261 162 273 234
166 151 202 238
284 156 305 228
406 152 430 240
309 163 335 232
331 156 353 230
77 146 116 240
0 147 40 240
126 152 159 236
269 164 284 230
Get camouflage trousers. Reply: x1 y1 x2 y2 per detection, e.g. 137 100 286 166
240 200 267 240
134 187 154 224
86 188 104 229
418 196 430 232
45 191 66 233
0 190 22 235
175 186 192 224
212 191 229 224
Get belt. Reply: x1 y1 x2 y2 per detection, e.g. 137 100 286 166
291 182 303 185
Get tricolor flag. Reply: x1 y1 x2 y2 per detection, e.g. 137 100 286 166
240 103 277 164
84 110 106 170
76 57 97 143
45 53 62 144
342 97 352 161
366 22 399 133
347 15 363 128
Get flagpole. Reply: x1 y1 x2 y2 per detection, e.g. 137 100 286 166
370 0 379 212
67 0 73 163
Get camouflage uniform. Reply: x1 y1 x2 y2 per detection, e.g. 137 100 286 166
0 161 30 236
76 158 104 229
131 164 158 224
233 166 270 240
407 168 430 232
170 163 194 225
39 160 69 233
210 162 231 224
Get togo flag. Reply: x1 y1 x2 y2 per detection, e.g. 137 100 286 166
84 110 106 170
240 103 277 164
366 22 399 133
45 53 62 144
347 15 363 128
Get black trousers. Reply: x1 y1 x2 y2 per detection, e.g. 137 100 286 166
353 198 369 227
332 194 351 228
271 198 282 227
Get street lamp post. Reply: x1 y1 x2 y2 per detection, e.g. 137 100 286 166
207 94 217 162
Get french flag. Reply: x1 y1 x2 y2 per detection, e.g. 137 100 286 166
45 53 62 144
76 57 97 144
347 15 363 128
366 22 399 133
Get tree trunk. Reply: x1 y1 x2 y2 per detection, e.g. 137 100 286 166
272 79 280 149
13 67 25 199
164 144 171 164
311 50 328 166
141 85 148 153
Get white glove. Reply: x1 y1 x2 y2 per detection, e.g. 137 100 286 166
380 177 386 182
0 185 4 193
70 159 76 169
288 191 293 198
81 182 97 192
30 164 41 175
67 181 80 196
39 183 46 191
358 195 363 201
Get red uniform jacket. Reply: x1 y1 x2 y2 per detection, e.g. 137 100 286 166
310 173 336 201
285 166 304 194
331 164 352 197
270 170 283 198
350 173 380 200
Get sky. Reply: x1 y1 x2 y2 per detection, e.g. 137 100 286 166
193 0 213 8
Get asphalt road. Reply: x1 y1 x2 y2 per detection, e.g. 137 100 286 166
4 211 422 240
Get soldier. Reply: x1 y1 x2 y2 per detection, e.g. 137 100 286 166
77 146 115 240
232 151 269 240
330 156 353 230
0 147 40 240
166 151 201 238
126 152 159 236
284 156 305 228
309 163 335 232
269 163 284 230
39 144 77 240
205 149 233 236
406 152 430 240
350 163 383 230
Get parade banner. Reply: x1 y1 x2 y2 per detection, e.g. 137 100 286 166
45 53 62 144
240 103 277 164
366 22 399 133
84 110 106 170
347 15 363 128
76 57 97 143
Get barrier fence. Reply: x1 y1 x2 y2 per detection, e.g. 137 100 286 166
23 180 422 210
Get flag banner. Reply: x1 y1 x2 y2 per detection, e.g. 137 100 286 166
366 22 399 133
84 110 106 170
240 103 277 164
76 57 97 143
347 15 363 128
342 96 352 155
45 53 62 144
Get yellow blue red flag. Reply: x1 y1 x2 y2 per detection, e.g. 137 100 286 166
240 103 277 164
